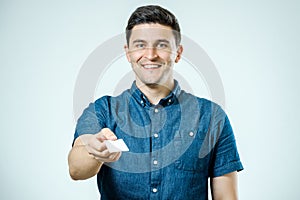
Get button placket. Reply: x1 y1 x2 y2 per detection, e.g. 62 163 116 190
149 106 163 199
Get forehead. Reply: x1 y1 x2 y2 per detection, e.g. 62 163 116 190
130 23 175 42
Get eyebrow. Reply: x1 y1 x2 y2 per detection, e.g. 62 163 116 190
132 39 146 44
132 39 170 44
156 39 170 44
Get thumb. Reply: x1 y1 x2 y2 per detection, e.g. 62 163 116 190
96 128 117 142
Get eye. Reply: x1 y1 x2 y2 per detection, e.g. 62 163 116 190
135 43 146 49
157 42 168 49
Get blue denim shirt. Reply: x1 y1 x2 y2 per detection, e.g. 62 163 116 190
74 80 243 200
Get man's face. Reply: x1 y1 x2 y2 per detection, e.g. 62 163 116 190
125 23 183 87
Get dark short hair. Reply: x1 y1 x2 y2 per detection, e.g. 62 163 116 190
125 5 181 46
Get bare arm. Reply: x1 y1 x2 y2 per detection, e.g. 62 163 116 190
68 128 121 180
210 171 239 200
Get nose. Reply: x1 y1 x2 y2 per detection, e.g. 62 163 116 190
143 47 158 60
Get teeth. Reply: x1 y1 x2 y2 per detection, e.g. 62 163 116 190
143 65 160 69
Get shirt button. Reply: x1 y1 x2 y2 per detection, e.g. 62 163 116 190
189 131 194 137
154 108 159 113
168 99 172 103
140 100 144 104
153 133 159 138
152 188 158 193
153 160 158 165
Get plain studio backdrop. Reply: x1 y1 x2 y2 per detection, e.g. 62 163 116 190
1 0 299 199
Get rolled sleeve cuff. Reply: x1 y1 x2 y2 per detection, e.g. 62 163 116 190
211 161 244 177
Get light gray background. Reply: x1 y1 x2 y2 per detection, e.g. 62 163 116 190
1 0 299 199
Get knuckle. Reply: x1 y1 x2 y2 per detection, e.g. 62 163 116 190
101 128 117 139
98 143 106 151
101 150 110 157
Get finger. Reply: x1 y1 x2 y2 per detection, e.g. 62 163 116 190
90 149 111 160
97 152 122 163
84 140 105 157
95 142 107 152
92 151 122 163
95 134 106 142
102 128 117 140
96 128 117 141
94 156 114 163
84 137 105 151
110 152 122 161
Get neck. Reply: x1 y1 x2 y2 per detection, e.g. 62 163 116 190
136 80 174 105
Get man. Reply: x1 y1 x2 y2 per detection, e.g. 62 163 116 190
68 5 243 200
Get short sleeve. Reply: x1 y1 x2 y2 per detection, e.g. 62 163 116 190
210 113 244 177
72 98 108 145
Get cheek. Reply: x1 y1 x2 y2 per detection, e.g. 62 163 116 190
158 50 177 60
128 52 144 63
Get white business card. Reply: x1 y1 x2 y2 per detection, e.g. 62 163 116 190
104 139 129 153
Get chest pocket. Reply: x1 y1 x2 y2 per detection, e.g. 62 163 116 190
174 157 208 173
173 130 209 173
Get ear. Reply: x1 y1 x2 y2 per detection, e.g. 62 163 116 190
175 45 183 63
124 45 131 63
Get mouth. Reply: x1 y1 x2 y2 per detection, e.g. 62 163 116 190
141 64 162 69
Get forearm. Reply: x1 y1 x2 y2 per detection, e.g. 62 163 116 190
68 145 103 180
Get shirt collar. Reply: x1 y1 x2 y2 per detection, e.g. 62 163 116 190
129 80 181 107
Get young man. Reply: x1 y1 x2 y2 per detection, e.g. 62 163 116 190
68 5 243 200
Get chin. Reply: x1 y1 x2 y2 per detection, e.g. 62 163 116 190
139 79 160 86
145 81 169 88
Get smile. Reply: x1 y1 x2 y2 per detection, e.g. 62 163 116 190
142 64 162 69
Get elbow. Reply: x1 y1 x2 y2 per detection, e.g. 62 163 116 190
69 167 82 181
68 162 89 180
68 165 98 181
67 146 101 180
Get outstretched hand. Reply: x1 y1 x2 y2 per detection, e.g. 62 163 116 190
80 128 122 163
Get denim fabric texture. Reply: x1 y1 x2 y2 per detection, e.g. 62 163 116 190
74 80 243 200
